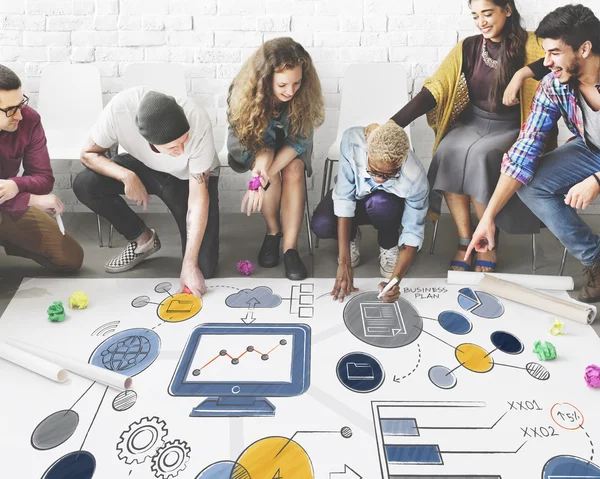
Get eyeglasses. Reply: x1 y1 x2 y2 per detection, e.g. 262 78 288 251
0 94 29 118
366 166 402 181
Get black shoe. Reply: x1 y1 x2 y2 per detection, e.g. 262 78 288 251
283 249 307 281
258 233 282 268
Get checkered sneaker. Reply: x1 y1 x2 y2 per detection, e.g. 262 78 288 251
104 230 161 273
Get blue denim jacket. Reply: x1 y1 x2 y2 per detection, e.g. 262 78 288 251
227 107 311 172
333 127 430 250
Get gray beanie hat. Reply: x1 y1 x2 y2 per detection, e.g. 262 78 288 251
135 91 190 145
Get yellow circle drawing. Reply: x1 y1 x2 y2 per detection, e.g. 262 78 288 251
157 293 202 323
236 436 314 479
455 343 494 373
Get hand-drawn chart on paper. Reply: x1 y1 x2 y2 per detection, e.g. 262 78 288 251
0 277 599 478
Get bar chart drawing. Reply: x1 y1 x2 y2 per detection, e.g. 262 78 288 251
371 401 580 479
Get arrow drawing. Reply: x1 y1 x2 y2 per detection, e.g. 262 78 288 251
241 312 257 325
246 297 260 309
329 465 362 478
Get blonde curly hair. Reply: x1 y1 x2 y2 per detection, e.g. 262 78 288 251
227 37 325 153
367 122 410 168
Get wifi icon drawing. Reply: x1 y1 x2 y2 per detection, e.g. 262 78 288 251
92 321 120 337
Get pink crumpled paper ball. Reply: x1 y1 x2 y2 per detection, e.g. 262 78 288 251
237 260 254 276
584 364 600 388
248 176 262 191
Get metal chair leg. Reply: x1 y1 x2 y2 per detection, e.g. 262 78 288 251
304 171 313 256
532 234 537 271
96 214 103 247
316 158 332 249
559 246 568 276
109 224 114 248
429 219 439 255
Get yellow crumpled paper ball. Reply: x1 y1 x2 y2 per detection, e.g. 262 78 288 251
69 291 89 309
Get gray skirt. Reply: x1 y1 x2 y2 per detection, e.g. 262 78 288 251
428 105 540 234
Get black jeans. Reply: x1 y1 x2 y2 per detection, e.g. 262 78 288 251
73 154 219 278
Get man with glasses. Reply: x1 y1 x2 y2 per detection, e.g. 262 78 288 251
73 87 220 297
311 122 429 302
0 64 83 272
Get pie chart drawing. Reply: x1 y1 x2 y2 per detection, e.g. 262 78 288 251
457 288 504 319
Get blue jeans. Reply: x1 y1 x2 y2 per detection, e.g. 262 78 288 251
517 138 600 266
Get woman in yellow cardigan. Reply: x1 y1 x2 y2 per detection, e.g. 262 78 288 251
390 0 555 272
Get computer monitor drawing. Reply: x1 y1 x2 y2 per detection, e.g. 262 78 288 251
169 323 311 417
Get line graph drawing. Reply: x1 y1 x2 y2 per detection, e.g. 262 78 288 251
192 339 288 375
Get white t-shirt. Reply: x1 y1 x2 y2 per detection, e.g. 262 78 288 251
90 86 219 180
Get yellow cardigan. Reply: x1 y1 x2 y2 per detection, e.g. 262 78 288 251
423 32 556 154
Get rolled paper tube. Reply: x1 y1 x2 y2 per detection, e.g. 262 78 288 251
478 274 596 324
5 339 133 390
447 271 574 291
0 342 68 383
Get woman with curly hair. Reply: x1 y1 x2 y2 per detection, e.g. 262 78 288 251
227 37 324 280
389 0 556 273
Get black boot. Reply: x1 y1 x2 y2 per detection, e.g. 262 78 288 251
258 233 282 268
283 249 307 281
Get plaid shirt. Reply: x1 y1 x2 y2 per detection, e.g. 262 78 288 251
501 73 600 185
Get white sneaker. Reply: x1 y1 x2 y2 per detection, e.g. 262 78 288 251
379 245 399 279
338 227 361 268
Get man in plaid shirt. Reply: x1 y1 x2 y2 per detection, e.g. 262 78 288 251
467 4 600 302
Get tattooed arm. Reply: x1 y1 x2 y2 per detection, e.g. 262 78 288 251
180 168 211 296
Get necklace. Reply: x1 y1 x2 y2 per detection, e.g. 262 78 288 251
482 40 498 69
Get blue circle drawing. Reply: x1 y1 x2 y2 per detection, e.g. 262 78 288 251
490 331 524 355
89 328 161 377
428 365 458 390
457 288 504 319
438 311 472 335
336 352 385 393
42 451 95 479
195 461 250 479
543 455 600 478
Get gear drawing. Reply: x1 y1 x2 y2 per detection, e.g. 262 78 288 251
150 439 191 479
116 416 168 465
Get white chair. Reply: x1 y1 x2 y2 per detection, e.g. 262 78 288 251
317 63 412 247
218 140 314 256
104 63 188 247
38 64 104 245
123 63 187 97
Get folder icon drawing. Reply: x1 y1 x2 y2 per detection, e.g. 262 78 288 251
346 362 375 381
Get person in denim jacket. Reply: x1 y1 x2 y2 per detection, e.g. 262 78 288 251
311 122 429 303
227 37 324 280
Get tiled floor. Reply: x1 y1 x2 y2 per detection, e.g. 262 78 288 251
1 212 599 337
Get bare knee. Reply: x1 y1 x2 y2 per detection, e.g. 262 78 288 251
282 159 305 183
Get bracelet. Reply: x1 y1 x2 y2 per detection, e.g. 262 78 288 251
593 173 600 188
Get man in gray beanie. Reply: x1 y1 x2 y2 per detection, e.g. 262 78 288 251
74 86 220 297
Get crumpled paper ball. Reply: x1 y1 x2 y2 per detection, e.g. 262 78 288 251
69 291 89 309
549 318 565 336
237 260 254 276
248 176 262 191
47 301 65 322
533 340 556 361
584 364 600 388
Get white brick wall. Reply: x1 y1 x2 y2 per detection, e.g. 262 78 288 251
0 0 599 213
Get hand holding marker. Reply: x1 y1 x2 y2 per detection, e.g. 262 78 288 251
378 276 399 299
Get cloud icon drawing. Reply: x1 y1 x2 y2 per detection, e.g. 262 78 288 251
225 286 282 309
